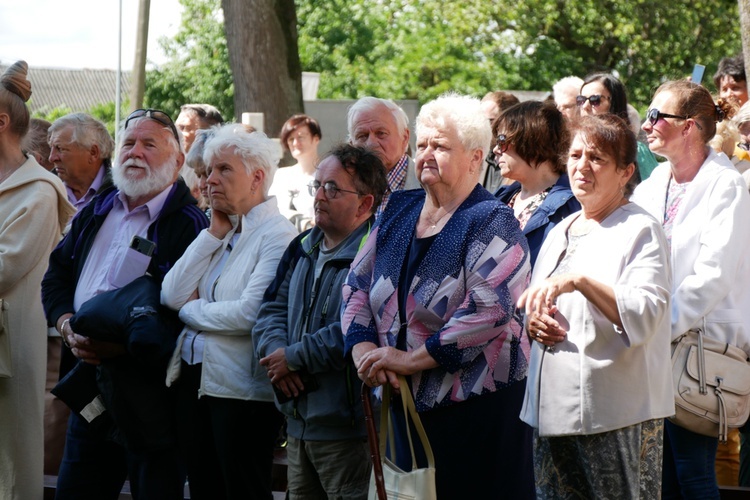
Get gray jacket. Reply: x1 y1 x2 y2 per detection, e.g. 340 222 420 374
253 218 373 440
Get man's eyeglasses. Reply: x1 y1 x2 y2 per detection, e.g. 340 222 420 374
496 134 510 154
308 181 361 198
125 109 180 144
576 94 611 107
647 108 691 127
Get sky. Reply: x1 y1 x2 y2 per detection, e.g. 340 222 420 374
0 0 183 70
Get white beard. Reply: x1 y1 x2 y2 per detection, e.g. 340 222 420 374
113 156 177 199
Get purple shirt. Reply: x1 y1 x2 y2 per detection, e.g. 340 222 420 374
73 184 172 310
66 165 107 211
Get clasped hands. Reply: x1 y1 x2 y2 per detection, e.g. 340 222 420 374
260 347 306 400
517 274 575 347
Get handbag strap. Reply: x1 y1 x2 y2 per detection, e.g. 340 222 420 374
697 324 707 395
379 375 436 469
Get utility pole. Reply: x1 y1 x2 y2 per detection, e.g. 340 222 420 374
130 0 151 111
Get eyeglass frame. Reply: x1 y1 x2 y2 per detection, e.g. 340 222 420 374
576 94 611 107
125 108 180 144
646 108 703 130
495 133 510 154
307 180 362 198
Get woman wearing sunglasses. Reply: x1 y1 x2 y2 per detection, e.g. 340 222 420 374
493 100 580 267
578 72 659 180
632 80 750 499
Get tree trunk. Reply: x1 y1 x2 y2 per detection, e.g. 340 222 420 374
741 0 750 98
221 0 304 137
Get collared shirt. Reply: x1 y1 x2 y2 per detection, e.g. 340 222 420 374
376 154 409 219
73 184 173 310
66 165 107 211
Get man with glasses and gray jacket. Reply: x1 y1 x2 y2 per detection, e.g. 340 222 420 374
254 144 386 500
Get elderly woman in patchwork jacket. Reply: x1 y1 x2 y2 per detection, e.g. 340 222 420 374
342 93 535 499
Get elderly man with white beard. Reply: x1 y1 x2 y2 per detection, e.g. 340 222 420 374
42 108 208 499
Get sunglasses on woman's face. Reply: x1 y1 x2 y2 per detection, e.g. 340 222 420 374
646 108 689 126
495 134 509 154
576 94 610 107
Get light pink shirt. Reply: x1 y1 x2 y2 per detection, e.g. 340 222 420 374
66 165 108 211
73 184 172 310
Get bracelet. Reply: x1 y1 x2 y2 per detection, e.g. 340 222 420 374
60 319 71 349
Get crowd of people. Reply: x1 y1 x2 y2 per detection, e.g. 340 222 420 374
1 51 750 500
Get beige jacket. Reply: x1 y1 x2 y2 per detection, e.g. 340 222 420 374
0 156 74 499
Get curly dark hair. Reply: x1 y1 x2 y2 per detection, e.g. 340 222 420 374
323 143 388 212
713 54 746 89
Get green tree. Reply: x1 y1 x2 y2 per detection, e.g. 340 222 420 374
146 0 744 111
144 0 233 120
510 0 743 106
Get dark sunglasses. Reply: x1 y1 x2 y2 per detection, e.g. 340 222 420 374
125 108 180 143
308 180 361 198
576 94 611 107
739 142 750 152
646 108 690 126
495 134 509 154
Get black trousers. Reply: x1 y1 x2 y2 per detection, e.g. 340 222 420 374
175 361 283 500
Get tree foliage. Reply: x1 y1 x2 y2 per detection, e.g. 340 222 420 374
144 0 744 112
144 0 233 120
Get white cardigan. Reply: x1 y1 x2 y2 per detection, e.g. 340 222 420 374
161 197 297 401
520 204 674 436
632 150 750 355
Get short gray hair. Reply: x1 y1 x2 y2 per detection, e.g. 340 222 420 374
553 76 584 99
49 112 114 161
416 92 491 158
203 124 281 196
347 97 409 139
186 127 217 172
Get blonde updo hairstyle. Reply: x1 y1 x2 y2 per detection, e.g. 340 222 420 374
0 61 32 137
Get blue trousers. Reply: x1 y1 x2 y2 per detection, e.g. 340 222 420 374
662 419 720 499
55 413 184 500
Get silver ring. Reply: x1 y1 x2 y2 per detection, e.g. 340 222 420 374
535 332 541 338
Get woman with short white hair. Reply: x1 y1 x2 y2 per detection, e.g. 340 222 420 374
343 93 534 498
161 124 297 499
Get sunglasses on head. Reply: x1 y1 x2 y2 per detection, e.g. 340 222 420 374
125 108 180 144
646 108 690 127
496 134 509 154
576 94 611 107
308 180 361 198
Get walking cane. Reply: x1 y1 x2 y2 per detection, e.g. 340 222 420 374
362 383 387 500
